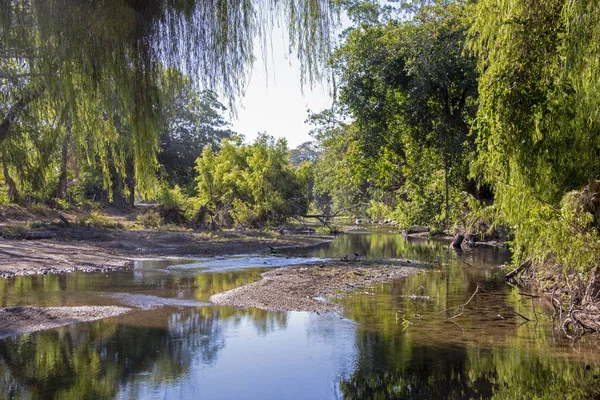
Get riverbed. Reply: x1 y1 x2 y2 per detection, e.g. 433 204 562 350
1 232 599 399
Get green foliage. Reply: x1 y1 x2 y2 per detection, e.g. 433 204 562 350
76 211 122 229
365 200 392 222
194 134 311 227
137 210 163 229
462 196 502 240
0 0 337 204
159 185 191 210
159 87 235 191
312 2 477 228
155 184 200 225
309 114 367 214
467 0 600 273
0 186 8 205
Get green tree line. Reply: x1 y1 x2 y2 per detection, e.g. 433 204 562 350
3 0 600 306
305 0 600 300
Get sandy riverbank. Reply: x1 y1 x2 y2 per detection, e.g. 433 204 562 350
0 227 332 278
0 306 132 338
210 261 420 313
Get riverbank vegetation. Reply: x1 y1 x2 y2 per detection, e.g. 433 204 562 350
2 0 600 333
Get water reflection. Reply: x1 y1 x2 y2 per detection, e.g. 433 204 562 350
1 233 600 399
284 232 450 262
329 234 600 399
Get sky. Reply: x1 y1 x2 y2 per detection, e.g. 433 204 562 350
229 29 334 149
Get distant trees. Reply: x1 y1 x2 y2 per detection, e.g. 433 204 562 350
159 87 234 192
195 134 311 227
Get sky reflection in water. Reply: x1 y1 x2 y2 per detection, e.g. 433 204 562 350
0 232 599 399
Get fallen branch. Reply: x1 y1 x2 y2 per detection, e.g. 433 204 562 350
504 257 532 282
58 213 71 227
517 292 540 298
450 285 479 319
435 284 480 319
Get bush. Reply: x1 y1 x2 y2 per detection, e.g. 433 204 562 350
366 200 392 222
194 134 311 228
76 211 122 229
137 210 162 228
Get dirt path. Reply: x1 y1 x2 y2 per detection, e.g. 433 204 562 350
0 306 132 338
210 262 420 313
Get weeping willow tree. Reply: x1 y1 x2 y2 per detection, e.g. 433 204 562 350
468 0 600 287
0 0 337 202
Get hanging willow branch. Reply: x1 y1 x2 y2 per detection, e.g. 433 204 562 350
0 0 339 198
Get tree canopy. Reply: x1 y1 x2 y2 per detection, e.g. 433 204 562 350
0 0 338 199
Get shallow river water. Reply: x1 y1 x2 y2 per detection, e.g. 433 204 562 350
1 232 600 399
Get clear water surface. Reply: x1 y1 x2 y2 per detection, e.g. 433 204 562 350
0 232 599 399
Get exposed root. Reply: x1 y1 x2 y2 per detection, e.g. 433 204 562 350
545 267 600 338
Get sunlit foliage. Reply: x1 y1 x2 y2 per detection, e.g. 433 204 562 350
0 0 338 201
468 0 600 274
195 134 311 227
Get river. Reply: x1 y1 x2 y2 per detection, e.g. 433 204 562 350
0 232 598 399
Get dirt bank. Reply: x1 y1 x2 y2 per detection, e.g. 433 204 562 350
0 227 332 278
0 306 132 338
210 262 420 313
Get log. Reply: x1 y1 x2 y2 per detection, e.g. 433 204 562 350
504 257 532 281
24 231 56 240
58 213 71 227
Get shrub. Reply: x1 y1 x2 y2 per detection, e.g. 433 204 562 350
194 134 311 228
77 211 122 229
137 210 162 228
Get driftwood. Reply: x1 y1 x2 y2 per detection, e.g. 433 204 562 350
478 286 530 321
303 203 369 234
450 234 464 249
24 231 55 240
449 284 479 319
437 283 530 322
504 257 532 282
58 213 71 227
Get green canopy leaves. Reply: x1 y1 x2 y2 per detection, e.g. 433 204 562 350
0 0 338 200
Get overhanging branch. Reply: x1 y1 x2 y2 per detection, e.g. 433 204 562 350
0 84 45 144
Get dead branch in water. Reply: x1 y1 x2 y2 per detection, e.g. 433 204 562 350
435 285 480 319
450 284 479 319
504 257 532 282
436 283 530 322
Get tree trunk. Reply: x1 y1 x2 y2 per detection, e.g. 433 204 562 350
2 157 19 204
56 124 72 199
125 158 135 208
444 157 449 232
450 233 464 249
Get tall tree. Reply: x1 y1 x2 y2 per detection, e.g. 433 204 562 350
322 2 478 229
159 86 234 190
0 0 338 200
468 0 600 265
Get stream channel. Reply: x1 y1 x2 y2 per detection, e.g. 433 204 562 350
1 232 600 399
